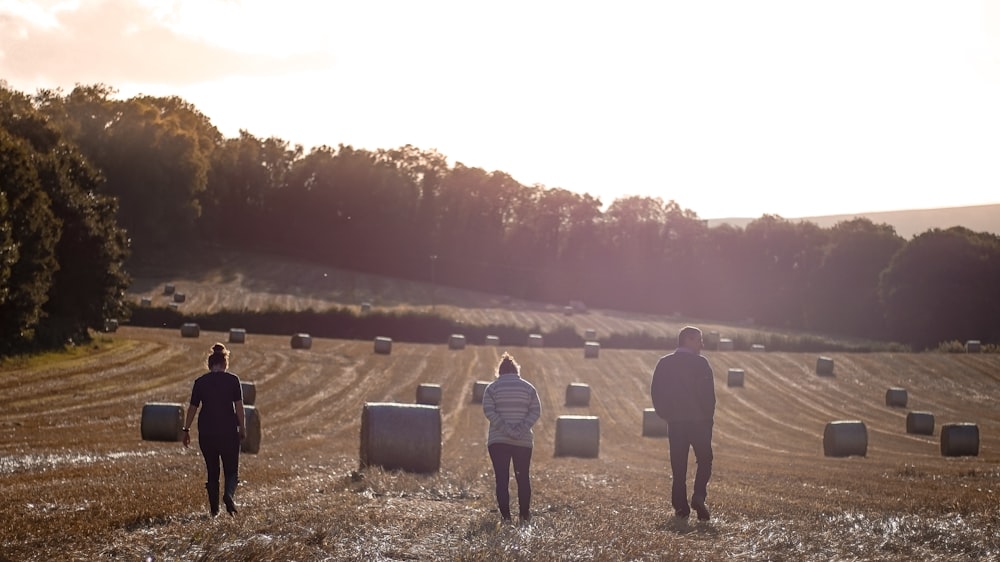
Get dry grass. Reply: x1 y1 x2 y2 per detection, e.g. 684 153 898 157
2 326 999 561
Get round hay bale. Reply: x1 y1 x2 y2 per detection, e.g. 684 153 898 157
104 319 119 333
885 387 908 408
228 328 247 344
140 402 185 442
823 420 867 457
641 408 669 437
290 333 312 349
448 334 466 350
374 336 393 355
485 335 500 346
242 405 262 454
555 415 600 458
940 423 979 457
816 356 835 376
727 368 745 387
966 340 981 353
704 331 720 350
471 380 490 403
163 284 175 295
565 383 591 407
527 334 544 348
180 323 200 338
584 329 597 340
361 302 372 313
751 344 766 352
240 381 256 406
172 292 186 303
906 411 934 435
718 338 734 351
360 402 441 473
563 305 574 316
140 297 152 307
416 383 442 405
584 341 600 359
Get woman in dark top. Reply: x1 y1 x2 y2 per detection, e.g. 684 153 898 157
183 343 246 516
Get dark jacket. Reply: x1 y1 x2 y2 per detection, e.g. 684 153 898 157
650 348 716 423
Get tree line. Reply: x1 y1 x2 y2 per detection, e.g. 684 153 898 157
1 82 998 355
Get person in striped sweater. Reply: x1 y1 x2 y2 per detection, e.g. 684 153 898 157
483 352 542 523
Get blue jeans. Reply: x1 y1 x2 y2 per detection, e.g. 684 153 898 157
668 420 713 513
488 443 533 519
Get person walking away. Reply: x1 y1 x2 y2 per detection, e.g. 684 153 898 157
650 326 716 521
183 343 247 516
482 352 542 523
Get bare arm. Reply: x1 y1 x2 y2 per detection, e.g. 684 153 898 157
182 404 197 448
235 400 246 440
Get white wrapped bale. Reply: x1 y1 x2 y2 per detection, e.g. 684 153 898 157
704 331 720 350
416 383 442 406
173 292 186 303
241 405 261 454
816 356 835 376
471 380 490 403
527 334 544 348
291 333 312 349
555 415 600 458
360 402 441 473
906 411 934 435
584 341 600 359
448 334 466 350
240 381 256 406
727 368 745 387
940 423 979 457
140 402 185 442
718 338 734 351
885 387 908 408
485 335 500 346
180 323 200 338
584 329 597 340
823 420 867 457
374 336 392 355
642 408 669 437
565 383 591 407
229 328 247 344
966 340 981 353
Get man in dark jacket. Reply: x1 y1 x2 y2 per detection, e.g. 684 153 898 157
650 326 716 521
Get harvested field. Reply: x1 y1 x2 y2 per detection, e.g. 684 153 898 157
2 326 999 560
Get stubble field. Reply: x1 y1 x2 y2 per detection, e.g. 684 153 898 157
2 321 999 561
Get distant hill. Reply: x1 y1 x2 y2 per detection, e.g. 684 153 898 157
706 203 1000 239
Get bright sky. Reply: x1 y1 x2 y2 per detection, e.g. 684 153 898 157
3 0 1000 219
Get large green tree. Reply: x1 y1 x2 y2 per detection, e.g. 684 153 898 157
880 227 1000 349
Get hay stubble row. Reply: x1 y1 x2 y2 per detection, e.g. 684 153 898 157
2 326 999 560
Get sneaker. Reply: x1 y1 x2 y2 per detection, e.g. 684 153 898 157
691 498 710 521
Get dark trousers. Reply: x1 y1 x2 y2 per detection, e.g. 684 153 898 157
488 443 533 519
199 431 241 487
667 420 713 512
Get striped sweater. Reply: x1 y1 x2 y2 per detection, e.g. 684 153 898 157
483 373 541 448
